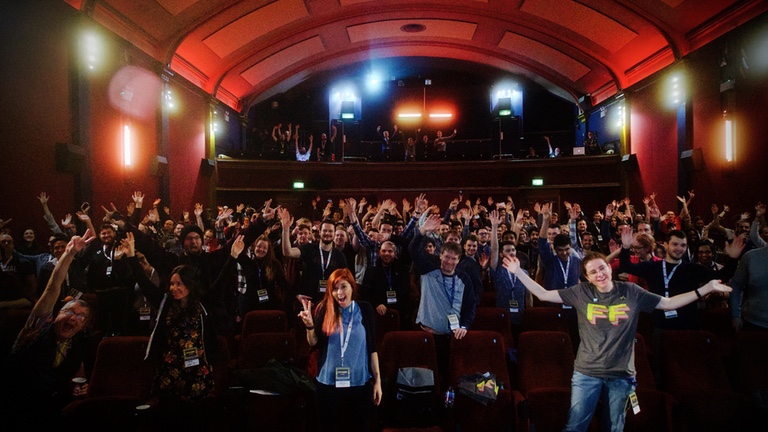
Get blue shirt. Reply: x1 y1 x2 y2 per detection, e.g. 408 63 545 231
317 302 371 386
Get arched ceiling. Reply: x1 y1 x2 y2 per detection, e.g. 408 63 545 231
67 0 767 112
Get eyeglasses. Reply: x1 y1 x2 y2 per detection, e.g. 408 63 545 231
61 310 87 322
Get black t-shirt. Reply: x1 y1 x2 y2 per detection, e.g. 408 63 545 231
298 243 348 302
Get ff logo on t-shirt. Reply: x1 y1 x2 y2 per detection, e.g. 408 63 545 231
587 303 629 325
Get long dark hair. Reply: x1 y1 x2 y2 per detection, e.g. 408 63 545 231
170 264 203 315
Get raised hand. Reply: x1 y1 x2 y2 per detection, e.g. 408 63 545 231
756 202 766 217
231 235 245 258
194 203 203 217
101 203 118 222
421 214 442 233
298 298 314 328
725 234 746 258
502 255 520 274
121 232 136 257
262 199 275 220
277 207 292 225
66 229 95 254
61 214 72 226
449 199 459 211
619 224 634 249
76 211 90 222
132 191 144 207
37 192 49 205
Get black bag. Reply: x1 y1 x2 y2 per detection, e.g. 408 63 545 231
457 372 499 406
386 367 439 426
230 358 315 395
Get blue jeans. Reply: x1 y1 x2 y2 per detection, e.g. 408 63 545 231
563 371 633 432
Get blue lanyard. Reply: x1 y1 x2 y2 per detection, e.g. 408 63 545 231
339 302 355 366
559 258 571 289
319 245 331 277
385 267 392 289
662 261 680 297
442 274 456 305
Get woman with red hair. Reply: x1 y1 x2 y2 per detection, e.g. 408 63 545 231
298 267 382 431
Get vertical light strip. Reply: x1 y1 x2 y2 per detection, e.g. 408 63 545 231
123 124 132 166
724 119 734 162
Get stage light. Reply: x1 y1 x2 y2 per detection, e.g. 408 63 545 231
123 124 132 166
532 178 544 186
429 113 452 118
398 113 422 118
293 181 305 189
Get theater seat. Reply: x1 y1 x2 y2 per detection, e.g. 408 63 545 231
449 330 513 431
375 308 401 346
378 331 441 429
621 334 678 432
61 336 154 427
659 330 749 431
240 310 289 336
733 330 768 425
515 331 574 432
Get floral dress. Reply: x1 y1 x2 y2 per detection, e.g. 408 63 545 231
154 303 214 402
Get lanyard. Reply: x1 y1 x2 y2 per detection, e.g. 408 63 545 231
507 270 517 291
662 261 680 297
319 244 331 277
103 245 113 263
339 302 355 366
559 258 571 289
385 267 392 289
442 274 456 305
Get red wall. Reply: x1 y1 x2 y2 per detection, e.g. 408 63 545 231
628 83 679 214
626 15 768 222
0 1 76 240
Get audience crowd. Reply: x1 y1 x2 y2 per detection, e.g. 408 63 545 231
1 187 766 430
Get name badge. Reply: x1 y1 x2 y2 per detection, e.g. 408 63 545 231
386 290 397 304
508 300 519 313
183 347 200 368
105 266 112 276
257 289 269 303
597 235 603 242
629 391 641 414
318 279 327 293
139 307 151 321
335 367 351 388
447 314 460 330
664 310 678 319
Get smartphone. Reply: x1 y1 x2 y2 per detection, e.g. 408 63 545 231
80 202 90 211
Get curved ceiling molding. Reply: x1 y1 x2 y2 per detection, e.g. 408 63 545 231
66 0 768 112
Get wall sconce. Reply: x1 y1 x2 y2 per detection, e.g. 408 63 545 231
724 118 734 162
123 124 132 166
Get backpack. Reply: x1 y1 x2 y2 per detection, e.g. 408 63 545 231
386 366 440 427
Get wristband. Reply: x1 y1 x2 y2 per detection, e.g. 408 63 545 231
306 326 314 330
694 289 703 300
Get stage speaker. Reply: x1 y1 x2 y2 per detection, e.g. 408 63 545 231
150 155 168 176
621 153 638 172
55 142 85 173
680 148 703 171
200 158 215 176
